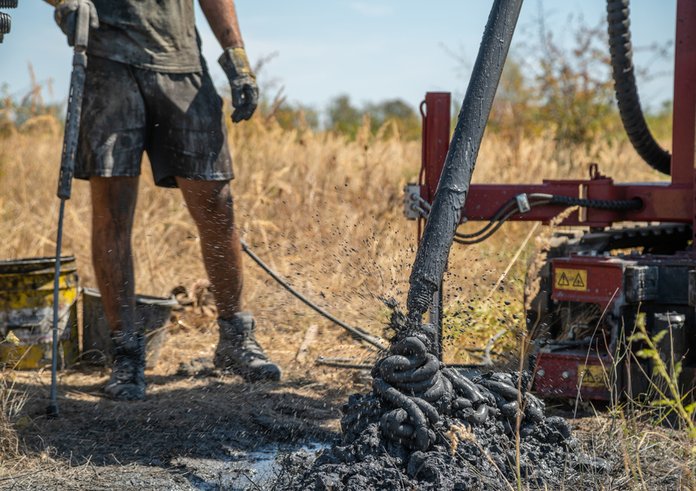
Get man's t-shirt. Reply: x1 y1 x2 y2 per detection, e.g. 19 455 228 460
88 0 202 73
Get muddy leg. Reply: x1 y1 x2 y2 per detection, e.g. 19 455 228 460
90 176 139 334
177 178 280 381
176 178 243 317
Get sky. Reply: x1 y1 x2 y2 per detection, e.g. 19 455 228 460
0 1 677 112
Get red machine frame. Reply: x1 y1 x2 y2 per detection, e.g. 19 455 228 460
420 0 696 235
417 0 696 401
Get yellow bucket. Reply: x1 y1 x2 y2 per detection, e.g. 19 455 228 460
0 256 79 369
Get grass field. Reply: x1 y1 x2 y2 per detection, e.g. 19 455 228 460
1 114 694 488
0 114 667 351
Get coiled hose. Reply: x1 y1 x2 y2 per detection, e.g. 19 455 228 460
0 13 10 35
372 332 556 451
607 0 671 174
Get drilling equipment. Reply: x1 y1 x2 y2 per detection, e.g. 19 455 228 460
406 0 696 402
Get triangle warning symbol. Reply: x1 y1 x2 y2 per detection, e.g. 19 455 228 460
558 272 570 287
572 274 585 288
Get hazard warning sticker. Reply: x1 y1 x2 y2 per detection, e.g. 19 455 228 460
578 364 606 388
554 268 588 292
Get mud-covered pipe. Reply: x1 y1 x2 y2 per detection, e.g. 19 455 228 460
407 0 523 323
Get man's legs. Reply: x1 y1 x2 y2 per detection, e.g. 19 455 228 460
176 177 281 382
90 176 146 400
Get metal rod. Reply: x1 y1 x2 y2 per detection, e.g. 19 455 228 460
315 357 373 370
47 199 66 418
429 281 443 359
407 0 524 325
47 3 91 418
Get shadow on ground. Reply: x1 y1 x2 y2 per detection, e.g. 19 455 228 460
13 365 343 468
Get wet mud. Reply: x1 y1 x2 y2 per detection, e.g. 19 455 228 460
276 315 606 490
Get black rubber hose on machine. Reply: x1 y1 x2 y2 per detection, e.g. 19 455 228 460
0 12 10 35
607 0 671 174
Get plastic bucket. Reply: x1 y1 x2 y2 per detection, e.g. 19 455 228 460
82 287 176 368
0 256 79 369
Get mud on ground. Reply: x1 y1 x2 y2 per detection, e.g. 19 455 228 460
1 310 694 490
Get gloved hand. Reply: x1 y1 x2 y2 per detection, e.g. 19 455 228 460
218 47 259 123
54 0 99 47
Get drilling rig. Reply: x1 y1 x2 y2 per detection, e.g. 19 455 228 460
406 0 696 402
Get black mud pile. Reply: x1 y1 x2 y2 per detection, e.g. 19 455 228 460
278 323 604 490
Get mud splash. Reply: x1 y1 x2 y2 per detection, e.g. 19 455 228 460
276 312 606 490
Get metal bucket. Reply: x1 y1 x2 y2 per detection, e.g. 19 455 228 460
0 256 79 369
82 287 176 369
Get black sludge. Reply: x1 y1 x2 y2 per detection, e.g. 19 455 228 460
276 327 601 490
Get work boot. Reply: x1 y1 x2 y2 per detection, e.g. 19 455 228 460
214 312 281 382
104 330 146 401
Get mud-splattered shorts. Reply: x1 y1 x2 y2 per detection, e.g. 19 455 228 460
76 56 233 188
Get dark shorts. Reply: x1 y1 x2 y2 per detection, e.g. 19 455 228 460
77 56 233 188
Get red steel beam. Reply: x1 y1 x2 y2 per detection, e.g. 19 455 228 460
463 183 692 226
671 0 696 187
420 92 451 203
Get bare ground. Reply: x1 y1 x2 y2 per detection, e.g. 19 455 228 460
1 314 695 490
0 307 371 490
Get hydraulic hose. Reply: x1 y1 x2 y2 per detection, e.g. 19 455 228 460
607 0 671 174
0 13 10 36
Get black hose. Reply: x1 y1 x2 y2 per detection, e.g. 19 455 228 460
0 13 10 35
607 0 671 174
451 194 642 245
547 195 642 211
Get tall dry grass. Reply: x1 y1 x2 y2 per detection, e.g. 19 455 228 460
0 116 669 356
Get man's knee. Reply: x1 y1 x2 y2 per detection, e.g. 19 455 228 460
209 181 234 212
90 177 139 234
179 179 235 223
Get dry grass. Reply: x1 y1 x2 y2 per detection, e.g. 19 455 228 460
0 115 670 365
1 115 688 487
0 375 28 460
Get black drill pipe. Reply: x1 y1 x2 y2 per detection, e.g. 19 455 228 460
407 0 523 324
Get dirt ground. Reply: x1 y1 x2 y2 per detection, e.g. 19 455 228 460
1 305 694 490
0 303 375 490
